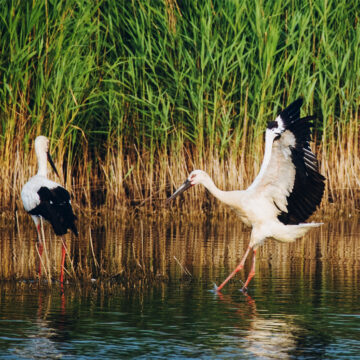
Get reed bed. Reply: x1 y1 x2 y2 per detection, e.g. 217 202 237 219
0 0 358 216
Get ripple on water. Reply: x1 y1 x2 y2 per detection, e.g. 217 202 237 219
0 217 359 359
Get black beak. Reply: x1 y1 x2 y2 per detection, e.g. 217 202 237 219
166 179 192 203
47 152 60 178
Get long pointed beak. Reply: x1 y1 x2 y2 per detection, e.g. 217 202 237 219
166 179 192 203
47 152 60 178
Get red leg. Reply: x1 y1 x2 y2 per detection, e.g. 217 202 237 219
242 249 257 291
216 246 252 292
60 239 66 284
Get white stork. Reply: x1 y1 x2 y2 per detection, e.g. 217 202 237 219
167 98 325 292
21 136 78 283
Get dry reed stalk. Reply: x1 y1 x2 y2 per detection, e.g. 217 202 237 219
89 226 99 269
35 243 49 281
61 236 78 283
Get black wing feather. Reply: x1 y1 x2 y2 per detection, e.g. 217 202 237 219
276 98 325 225
29 186 78 236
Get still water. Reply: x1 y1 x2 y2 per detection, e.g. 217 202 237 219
0 215 359 359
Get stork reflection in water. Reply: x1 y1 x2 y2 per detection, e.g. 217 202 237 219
167 98 325 292
21 136 78 283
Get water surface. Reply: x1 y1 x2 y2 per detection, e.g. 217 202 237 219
0 215 359 359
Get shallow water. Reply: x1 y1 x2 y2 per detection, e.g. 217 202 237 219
0 215 359 359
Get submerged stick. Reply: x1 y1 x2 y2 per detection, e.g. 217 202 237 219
61 236 77 282
173 256 192 276
35 242 49 280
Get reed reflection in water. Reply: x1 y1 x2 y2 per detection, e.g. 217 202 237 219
0 215 359 289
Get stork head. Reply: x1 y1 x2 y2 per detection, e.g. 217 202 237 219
34 136 59 177
167 170 208 202
35 135 49 154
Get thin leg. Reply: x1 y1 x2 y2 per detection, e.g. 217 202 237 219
242 249 257 291
36 223 44 277
60 238 66 284
216 246 252 292
36 223 41 242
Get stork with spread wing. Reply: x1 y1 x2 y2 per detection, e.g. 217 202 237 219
167 98 325 292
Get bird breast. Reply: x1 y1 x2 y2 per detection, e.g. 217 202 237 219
232 190 280 228
21 176 59 212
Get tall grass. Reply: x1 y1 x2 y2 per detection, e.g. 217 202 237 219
0 0 358 215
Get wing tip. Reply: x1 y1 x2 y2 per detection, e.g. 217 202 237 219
277 97 303 117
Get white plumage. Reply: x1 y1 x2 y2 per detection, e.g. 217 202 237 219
167 98 325 292
22 177 61 219
21 136 77 236
21 136 58 214
21 136 77 282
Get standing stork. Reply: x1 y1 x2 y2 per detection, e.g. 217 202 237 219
21 136 78 283
167 98 325 292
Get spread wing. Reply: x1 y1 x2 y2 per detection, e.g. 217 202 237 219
248 98 325 224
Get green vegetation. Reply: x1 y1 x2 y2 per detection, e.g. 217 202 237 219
0 0 358 213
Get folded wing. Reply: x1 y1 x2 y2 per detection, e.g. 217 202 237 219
29 185 78 236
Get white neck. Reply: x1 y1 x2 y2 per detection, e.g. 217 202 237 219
36 151 48 177
201 176 222 197
247 129 276 191
201 175 241 208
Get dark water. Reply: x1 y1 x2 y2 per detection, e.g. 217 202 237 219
0 216 359 359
